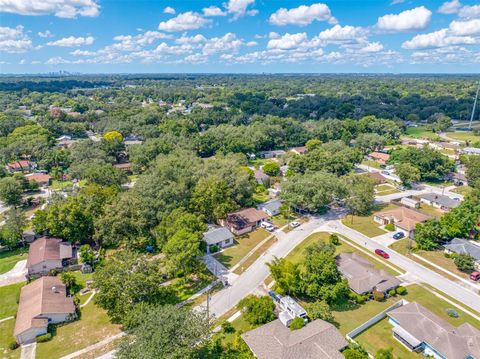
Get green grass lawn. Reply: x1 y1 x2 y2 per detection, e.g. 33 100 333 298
405 127 440 140
342 203 399 238
168 270 215 302
451 186 472 196
361 160 382 169
271 215 290 228
233 237 276 275
389 238 416 255
417 203 443 218
0 319 19 359
214 229 270 269
0 248 28 275
445 131 480 143
36 301 121 359
375 184 400 196
0 282 25 319
50 180 74 190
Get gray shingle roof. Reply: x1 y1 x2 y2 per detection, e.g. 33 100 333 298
258 199 283 214
419 193 460 209
444 238 480 261
203 227 234 245
241 319 347 359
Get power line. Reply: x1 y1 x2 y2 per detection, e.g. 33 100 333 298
469 81 480 129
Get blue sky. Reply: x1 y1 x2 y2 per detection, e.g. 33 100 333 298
0 0 479 73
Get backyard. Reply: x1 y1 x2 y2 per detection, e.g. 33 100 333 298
0 319 18 359
0 248 28 275
341 203 398 237
0 282 25 319
404 127 440 140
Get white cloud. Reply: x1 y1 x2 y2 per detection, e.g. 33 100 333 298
202 33 244 55
459 5 480 19
246 41 257 47
267 32 308 50
269 3 336 26
449 19 480 36
0 25 32 53
70 49 96 56
402 28 476 49
175 34 207 45
316 25 367 44
0 0 100 18
224 0 257 20
438 0 461 14
19 59 26 64
158 12 211 32
163 6 175 15
111 31 171 51
38 30 53 38
377 6 432 32
203 6 226 17
359 42 384 53
47 36 94 47
390 0 405 4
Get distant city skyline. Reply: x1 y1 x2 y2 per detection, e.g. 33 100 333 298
1 0 480 73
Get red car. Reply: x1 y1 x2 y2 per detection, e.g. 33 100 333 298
375 249 390 259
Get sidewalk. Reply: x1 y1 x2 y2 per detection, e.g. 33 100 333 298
0 259 27 287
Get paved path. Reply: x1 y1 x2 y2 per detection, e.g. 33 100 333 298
0 259 27 287
59 332 126 359
0 316 14 323
326 220 480 314
20 343 36 359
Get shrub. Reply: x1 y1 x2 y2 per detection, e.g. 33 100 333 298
373 290 385 302
289 317 305 331
329 234 340 246
447 308 459 318
388 289 396 297
306 300 334 322
355 294 366 304
36 333 52 343
221 321 235 333
395 286 407 295
454 253 475 272
8 341 18 350
385 223 395 231
209 245 219 253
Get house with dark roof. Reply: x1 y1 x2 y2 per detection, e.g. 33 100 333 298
444 238 480 270
241 319 347 359
337 252 401 295
203 226 234 253
14 276 76 344
220 208 268 235
27 237 73 277
387 302 480 359
374 207 431 239
418 193 460 211
258 199 283 217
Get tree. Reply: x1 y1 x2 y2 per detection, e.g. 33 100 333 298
267 257 302 295
306 300 334 323
343 174 375 217
60 272 80 294
83 164 127 187
191 176 237 222
305 138 322 151
375 348 394 359
79 244 95 266
343 348 369 359
465 155 480 187
395 162 421 186
454 253 475 272
289 317 305 330
94 251 174 323
237 295 275 326
355 133 386 154
0 208 25 249
262 161 280 176
414 220 448 250
117 304 211 359
103 131 123 142
163 228 203 275
0 177 23 206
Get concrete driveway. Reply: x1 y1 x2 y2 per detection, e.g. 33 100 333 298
371 232 397 247
0 259 27 287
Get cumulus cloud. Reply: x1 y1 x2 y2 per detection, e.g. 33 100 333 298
459 5 480 19
449 19 480 36
38 30 53 38
47 36 94 47
202 33 245 55
267 32 308 50
203 6 226 17
0 0 100 18
158 12 211 32
438 0 461 14
70 49 96 56
0 25 33 53
111 31 172 51
377 6 432 32
402 28 476 49
269 3 336 26
224 0 257 20
163 6 175 15
316 25 367 44
359 42 384 53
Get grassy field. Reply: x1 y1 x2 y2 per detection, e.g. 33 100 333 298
405 127 440 140
375 184 399 196
36 301 121 359
0 248 27 275
0 319 19 359
451 186 472 196
0 282 24 319
361 160 382 169
445 131 480 143
417 203 443 218
214 229 270 269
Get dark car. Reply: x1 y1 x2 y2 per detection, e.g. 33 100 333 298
393 232 405 240
375 249 390 259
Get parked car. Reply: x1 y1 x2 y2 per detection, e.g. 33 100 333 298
470 271 480 282
393 232 405 240
381 171 390 175
290 221 300 228
268 290 281 303
264 223 275 232
375 249 390 259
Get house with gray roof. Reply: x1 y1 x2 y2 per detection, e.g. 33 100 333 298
337 252 401 295
463 147 480 156
258 150 286 159
203 226 234 253
387 301 480 359
418 193 460 211
241 319 347 359
444 238 480 270
258 199 283 217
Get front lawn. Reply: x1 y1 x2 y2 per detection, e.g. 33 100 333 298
168 270 215 302
0 282 25 319
361 160 381 169
405 127 440 140
0 319 19 359
342 215 387 238
375 184 399 196
214 229 270 269
36 301 121 359
445 131 480 143
232 236 277 275
0 248 27 275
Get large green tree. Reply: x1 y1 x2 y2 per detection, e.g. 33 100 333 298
0 177 23 206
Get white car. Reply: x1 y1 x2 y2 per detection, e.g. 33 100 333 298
290 221 300 228
265 223 275 232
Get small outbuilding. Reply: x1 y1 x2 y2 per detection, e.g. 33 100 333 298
203 226 235 253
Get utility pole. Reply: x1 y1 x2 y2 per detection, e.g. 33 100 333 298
468 81 480 129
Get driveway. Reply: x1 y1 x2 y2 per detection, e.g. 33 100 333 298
371 232 397 247
0 259 27 287
20 343 36 359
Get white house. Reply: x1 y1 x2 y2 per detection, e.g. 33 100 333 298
258 199 283 217
203 226 235 253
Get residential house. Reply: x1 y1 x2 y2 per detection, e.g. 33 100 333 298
462 147 480 156
25 173 51 187
220 208 268 235
290 146 308 155
6 160 36 173
254 169 269 186
258 150 286 159
366 171 387 184
27 237 74 277
418 193 460 211
400 196 420 209
113 162 132 173
368 151 390 165
337 252 401 295
241 319 347 359
444 238 480 270
14 276 76 344
373 207 431 238
203 226 234 253
258 199 283 217
387 302 480 359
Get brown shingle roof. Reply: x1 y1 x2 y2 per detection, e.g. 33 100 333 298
226 208 269 229
27 237 72 268
242 319 347 359
375 207 431 231
388 302 480 359
369 152 390 162
14 276 76 336
25 173 51 184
